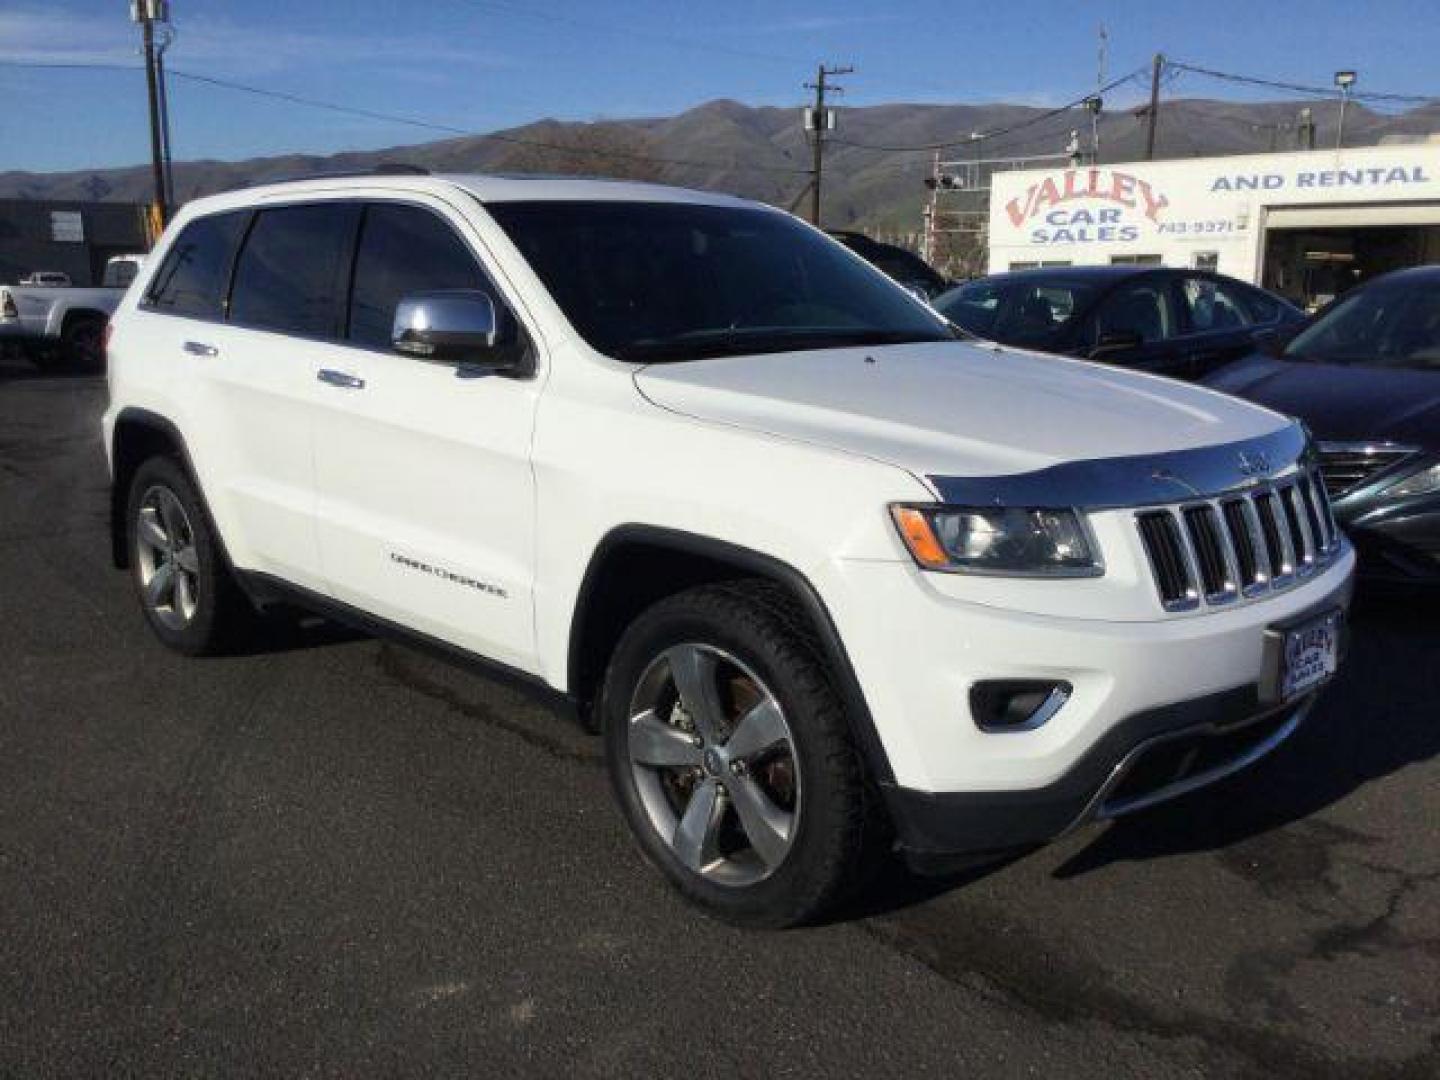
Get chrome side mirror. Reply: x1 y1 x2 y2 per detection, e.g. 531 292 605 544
392 289 513 367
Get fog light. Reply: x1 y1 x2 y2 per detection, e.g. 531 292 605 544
970 680 1072 732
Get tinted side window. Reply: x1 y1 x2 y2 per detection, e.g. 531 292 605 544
937 281 1002 335
1097 280 1174 343
990 283 1096 343
230 204 358 337
145 212 246 319
348 204 485 348
1178 276 1251 332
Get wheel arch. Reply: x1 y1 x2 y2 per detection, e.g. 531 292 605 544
61 307 108 332
109 408 218 571
567 525 895 784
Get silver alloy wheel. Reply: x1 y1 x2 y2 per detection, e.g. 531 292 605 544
626 643 801 886
134 484 201 631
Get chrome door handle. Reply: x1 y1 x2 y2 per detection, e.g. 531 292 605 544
317 369 365 390
182 341 218 357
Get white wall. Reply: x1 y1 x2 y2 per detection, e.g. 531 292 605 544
987 145 1440 281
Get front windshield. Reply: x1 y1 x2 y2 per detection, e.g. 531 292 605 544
1285 280 1440 370
485 200 954 362
934 278 1097 344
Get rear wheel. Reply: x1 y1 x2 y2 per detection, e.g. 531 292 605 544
601 581 880 927
126 456 254 655
61 316 105 372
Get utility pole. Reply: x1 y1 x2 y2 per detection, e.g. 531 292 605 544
1144 53 1164 160
155 21 176 207
1092 23 1107 163
132 1 171 229
803 64 852 227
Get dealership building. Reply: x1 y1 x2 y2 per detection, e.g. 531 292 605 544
0 199 150 287
988 143 1440 309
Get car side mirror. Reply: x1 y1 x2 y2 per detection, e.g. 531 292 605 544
392 289 517 370
1088 329 1143 361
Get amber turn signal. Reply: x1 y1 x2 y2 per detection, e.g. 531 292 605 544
890 506 950 569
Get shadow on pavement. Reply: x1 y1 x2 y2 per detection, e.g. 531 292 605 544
230 611 368 657
1052 590 1440 879
0 353 100 382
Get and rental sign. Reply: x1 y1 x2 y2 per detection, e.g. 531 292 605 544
987 144 1440 276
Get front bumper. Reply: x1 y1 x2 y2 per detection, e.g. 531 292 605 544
1344 501 1440 582
819 545 1354 860
0 321 42 346
886 686 1316 867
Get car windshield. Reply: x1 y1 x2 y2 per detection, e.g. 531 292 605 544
934 278 1098 344
485 200 954 362
1285 280 1440 370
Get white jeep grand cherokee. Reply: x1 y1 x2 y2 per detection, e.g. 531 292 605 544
103 171 1354 926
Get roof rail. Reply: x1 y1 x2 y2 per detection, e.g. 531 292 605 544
240 163 430 189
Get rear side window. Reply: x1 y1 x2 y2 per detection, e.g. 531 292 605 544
348 204 486 349
1177 276 1252 332
230 204 358 338
145 212 246 319
1096 280 1174 343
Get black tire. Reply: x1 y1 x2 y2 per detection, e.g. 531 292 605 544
125 456 255 655
61 315 105 373
600 580 882 928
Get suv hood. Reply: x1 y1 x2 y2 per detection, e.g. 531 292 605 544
635 340 1288 482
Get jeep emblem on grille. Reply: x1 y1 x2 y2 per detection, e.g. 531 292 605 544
1237 450 1271 477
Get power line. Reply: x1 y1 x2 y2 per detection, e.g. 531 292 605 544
1168 59 1440 107
828 66 1149 154
0 58 809 177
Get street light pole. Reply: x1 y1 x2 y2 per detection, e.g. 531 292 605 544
1334 70 1357 150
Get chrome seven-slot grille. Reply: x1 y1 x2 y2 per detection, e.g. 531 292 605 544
1135 467 1341 611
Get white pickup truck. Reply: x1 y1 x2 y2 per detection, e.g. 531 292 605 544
0 254 144 370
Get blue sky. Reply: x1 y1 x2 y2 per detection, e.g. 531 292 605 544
1 0 1436 172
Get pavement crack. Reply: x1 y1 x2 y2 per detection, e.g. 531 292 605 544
858 900 1419 1080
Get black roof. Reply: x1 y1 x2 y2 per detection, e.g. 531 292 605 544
1355 263 1440 288
975 265 1156 286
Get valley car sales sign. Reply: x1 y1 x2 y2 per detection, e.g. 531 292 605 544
987 144 1440 274
1003 168 1170 244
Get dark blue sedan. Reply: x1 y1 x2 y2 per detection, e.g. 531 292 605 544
1206 265 1440 583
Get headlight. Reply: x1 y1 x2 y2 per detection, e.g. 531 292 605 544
890 505 1102 576
1378 463 1440 500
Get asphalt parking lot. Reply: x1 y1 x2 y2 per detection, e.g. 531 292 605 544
2 356 1437 1078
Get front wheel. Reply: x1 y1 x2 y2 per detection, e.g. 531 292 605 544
601 581 880 928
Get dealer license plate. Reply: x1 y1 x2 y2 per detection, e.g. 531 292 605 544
1280 610 1342 700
